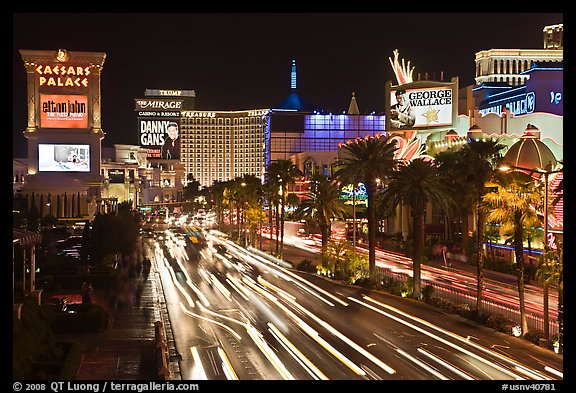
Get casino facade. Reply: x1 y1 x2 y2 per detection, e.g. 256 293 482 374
14 24 563 239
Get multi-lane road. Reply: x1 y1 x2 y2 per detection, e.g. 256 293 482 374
143 227 563 381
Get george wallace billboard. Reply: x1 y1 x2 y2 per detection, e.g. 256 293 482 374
385 78 458 132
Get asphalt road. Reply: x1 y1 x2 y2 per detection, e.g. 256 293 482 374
143 230 563 382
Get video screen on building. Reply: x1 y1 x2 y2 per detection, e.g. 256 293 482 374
40 94 88 128
138 118 180 159
38 144 90 172
386 81 456 131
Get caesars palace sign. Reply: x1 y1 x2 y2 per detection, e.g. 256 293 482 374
35 64 91 88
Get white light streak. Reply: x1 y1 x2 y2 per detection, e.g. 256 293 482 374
396 348 450 380
268 322 329 380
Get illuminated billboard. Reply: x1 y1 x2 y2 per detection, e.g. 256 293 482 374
385 79 458 131
40 94 88 128
138 118 180 159
38 144 90 172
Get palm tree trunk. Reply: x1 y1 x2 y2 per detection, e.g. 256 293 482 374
366 180 377 285
320 222 329 269
514 212 529 335
269 203 274 254
275 203 280 255
413 212 424 299
476 201 485 314
280 194 286 260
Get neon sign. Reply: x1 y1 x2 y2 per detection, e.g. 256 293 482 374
36 64 90 88
341 183 367 206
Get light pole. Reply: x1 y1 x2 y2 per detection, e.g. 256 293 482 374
499 162 563 341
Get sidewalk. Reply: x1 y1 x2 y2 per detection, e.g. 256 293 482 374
62 265 181 380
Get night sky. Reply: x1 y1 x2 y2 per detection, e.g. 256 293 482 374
12 12 563 158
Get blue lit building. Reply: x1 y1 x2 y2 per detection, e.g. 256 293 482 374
475 62 563 117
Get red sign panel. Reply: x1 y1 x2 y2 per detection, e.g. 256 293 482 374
40 94 88 128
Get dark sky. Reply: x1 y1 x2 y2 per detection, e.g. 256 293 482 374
12 12 563 157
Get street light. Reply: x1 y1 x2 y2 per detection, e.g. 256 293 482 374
498 162 563 341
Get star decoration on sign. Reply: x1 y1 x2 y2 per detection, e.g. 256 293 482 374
422 106 440 124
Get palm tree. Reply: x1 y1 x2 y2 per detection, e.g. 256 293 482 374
483 171 542 336
436 141 505 312
208 180 228 225
294 174 350 270
333 135 398 285
262 179 279 254
537 241 563 354
463 140 505 315
268 159 303 260
380 158 455 299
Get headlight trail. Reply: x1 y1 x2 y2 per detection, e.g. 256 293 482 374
245 245 349 307
267 322 329 380
190 346 209 380
174 257 211 307
349 296 524 380
180 302 242 341
282 293 396 375
417 347 476 380
240 275 366 376
395 348 450 380
163 258 196 308
217 347 239 380
246 324 295 380
360 296 553 380
225 273 251 301
207 271 232 302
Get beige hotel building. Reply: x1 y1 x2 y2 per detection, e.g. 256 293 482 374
179 109 268 187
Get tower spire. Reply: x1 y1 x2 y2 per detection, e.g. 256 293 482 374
348 91 360 114
291 59 297 90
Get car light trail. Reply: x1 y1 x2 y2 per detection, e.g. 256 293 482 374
174 257 211 307
361 296 554 380
417 347 476 380
268 322 329 380
190 346 208 380
282 294 396 375
257 276 297 301
217 347 239 380
180 302 243 341
196 302 247 328
207 272 233 302
241 276 366 376
225 273 251 301
244 245 349 307
163 258 196 308
246 324 295 380
349 296 526 379
544 366 563 378
396 348 450 380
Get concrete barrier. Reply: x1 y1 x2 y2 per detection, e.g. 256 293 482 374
154 320 170 380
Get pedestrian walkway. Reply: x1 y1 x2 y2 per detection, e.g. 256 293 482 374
65 264 181 380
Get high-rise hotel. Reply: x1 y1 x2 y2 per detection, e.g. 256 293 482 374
179 109 268 187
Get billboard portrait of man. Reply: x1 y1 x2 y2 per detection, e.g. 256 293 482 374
161 121 180 159
390 89 415 129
